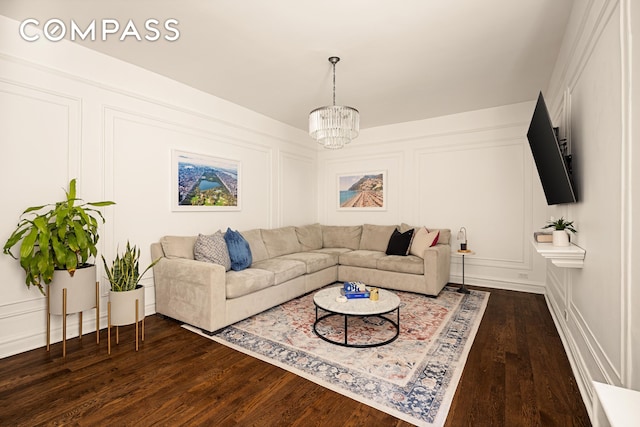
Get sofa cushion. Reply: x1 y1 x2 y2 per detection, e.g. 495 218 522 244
160 235 197 260
385 228 415 256
339 250 386 269
322 225 362 250
401 223 451 246
295 223 323 251
310 248 350 263
194 231 231 271
241 229 269 263
409 227 440 258
377 255 424 275
279 252 338 274
261 226 301 258
225 268 275 299
225 228 253 271
251 258 306 285
359 224 397 252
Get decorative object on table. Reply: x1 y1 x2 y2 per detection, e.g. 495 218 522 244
457 226 468 251
369 287 379 301
102 241 159 354
172 149 240 211
338 171 385 210
542 216 576 247
2 178 114 357
186 285 490 427
309 56 359 149
342 281 370 299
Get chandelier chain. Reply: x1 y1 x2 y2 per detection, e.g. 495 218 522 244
332 60 336 106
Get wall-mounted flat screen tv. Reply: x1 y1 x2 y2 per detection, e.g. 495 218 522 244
526 92 577 205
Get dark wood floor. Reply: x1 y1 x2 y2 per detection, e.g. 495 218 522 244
0 286 590 426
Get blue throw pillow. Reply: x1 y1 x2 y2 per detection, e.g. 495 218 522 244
224 228 253 271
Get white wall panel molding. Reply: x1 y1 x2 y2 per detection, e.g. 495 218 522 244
570 297 622 385
548 0 619 106
0 77 86 358
101 106 275 257
619 0 633 388
278 151 316 227
546 262 623 417
102 104 277 154
545 288 597 414
415 141 531 266
536 2 636 416
357 102 533 147
320 152 404 225
0 78 82 182
0 47 307 149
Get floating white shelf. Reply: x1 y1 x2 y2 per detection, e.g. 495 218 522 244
531 240 586 268
592 381 640 427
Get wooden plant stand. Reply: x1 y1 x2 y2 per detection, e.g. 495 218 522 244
47 281 100 358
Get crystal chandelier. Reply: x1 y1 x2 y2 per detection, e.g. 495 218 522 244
309 57 359 149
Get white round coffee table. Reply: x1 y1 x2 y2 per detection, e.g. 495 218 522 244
313 286 400 347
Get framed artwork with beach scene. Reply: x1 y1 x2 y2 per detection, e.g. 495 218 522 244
337 171 386 210
172 150 241 211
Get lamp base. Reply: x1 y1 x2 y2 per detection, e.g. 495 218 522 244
460 243 467 251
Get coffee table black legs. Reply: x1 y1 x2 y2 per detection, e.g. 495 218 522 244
313 306 400 348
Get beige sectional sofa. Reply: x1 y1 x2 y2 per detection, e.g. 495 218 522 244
151 223 451 334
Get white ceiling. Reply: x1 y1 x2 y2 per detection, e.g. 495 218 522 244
0 0 574 131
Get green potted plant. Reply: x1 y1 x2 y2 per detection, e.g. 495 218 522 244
3 178 114 308
102 242 158 353
542 217 577 247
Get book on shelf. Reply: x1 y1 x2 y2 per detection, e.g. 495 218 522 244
534 231 553 243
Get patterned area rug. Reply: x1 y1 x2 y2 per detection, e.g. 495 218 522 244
183 285 489 426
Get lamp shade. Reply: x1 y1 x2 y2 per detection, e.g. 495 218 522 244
309 56 359 149
309 105 360 149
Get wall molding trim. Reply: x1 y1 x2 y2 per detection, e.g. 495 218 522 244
0 51 307 149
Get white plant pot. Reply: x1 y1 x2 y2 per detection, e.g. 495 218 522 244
48 264 97 315
552 230 570 247
109 285 145 326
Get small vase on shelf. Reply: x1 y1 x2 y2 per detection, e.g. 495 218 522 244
552 230 570 247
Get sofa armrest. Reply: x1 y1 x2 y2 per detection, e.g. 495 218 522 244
153 257 227 332
422 244 451 294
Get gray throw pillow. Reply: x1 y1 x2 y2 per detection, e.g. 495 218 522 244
194 231 231 271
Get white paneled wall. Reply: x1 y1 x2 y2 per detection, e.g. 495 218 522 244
0 15 313 358
318 102 549 294
542 0 640 418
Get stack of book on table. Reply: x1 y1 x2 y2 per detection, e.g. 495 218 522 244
341 281 370 299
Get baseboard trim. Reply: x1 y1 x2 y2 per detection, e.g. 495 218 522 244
544 292 595 424
450 274 545 294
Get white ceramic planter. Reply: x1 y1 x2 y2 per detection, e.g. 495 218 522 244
109 285 145 326
48 264 97 315
552 230 570 247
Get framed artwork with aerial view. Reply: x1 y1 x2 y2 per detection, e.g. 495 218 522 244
337 171 386 210
172 150 241 211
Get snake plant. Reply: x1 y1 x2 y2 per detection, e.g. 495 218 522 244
102 242 159 292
